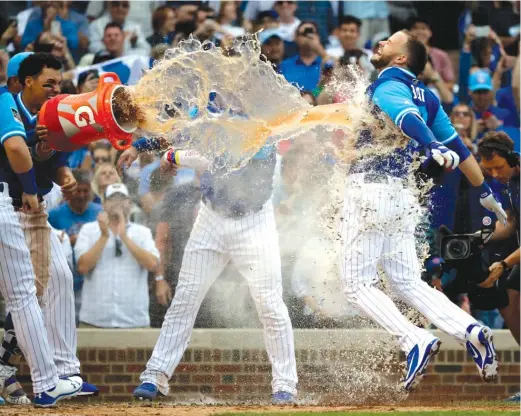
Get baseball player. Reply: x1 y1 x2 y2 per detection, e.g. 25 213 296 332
0 52 98 402
339 30 505 391
118 131 298 403
0 60 82 407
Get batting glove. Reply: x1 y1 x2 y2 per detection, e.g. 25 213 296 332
427 141 460 170
478 182 508 225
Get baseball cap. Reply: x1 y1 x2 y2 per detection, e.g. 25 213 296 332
258 28 283 45
469 70 493 92
7 52 33 78
105 183 130 199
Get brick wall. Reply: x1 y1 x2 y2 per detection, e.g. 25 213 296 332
13 329 520 404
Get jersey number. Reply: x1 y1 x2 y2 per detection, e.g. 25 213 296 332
410 85 425 102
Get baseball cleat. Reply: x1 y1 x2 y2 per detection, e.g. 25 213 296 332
33 377 82 408
465 324 498 382
62 374 99 397
272 391 295 404
402 337 441 392
133 382 161 401
3 376 31 405
504 392 520 403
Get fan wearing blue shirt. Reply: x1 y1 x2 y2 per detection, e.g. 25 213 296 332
280 21 332 92
340 29 504 393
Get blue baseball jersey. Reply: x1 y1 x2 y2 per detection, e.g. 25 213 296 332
0 91 69 200
351 67 458 178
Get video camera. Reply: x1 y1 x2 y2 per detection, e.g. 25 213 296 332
438 217 495 283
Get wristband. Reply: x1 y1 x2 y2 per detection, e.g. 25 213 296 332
17 168 38 195
166 149 176 164
500 260 510 270
477 181 492 199
132 137 162 153
155 275 165 282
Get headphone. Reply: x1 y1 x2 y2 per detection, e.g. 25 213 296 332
478 142 520 168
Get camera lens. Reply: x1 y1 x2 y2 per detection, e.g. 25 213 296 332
446 239 469 260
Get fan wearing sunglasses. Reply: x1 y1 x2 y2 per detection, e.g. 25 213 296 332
75 183 159 328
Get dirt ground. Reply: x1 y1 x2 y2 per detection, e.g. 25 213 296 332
0 402 516 416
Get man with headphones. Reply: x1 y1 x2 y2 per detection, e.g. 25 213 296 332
477 131 520 352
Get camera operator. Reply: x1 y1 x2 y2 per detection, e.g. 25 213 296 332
477 131 520 345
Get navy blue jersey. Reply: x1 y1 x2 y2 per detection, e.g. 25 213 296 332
350 67 458 178
0 92 69 200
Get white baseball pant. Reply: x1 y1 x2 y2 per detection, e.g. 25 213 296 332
17 210 80 377
340 174 478 353
0 184 59 393
141 200 298 395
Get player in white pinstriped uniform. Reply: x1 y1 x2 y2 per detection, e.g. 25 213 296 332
339 31 505 391
118 135 298 404
0 52 98 405
0 57 81 408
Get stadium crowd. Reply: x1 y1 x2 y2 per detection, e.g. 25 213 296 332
0 1 519 340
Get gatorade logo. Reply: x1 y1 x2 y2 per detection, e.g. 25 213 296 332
74 106 96 128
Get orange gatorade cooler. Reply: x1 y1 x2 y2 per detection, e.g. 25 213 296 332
39 73 140 151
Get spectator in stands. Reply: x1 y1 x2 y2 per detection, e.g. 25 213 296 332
295 1 334 46
280 21 332 92
88 0 150 57
409 17 455 86
77 69 99 93
21 1 79 58
254 10 279 31
93 22 125 63
496 52 520 130
301 90 317 106
34 30 76 70
260 28 285 71
75 183 159 328
339 1 390 48
91 163 122 203
0 20 19 52
418 61 454 111
274 1 300 42
217 1 248 39
147 5 176 48
469 70 513 136
450 104 479 153
91 142 112 168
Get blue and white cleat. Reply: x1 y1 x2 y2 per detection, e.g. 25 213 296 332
465 324 498 382
33 377 82 408
4 376 31 405
504 392 520 403
77 381 99 397
133 382 161 401
272 391 295 405
402 337 442 391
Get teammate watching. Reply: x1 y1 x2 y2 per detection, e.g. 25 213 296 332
339 30 504 392
477 132 520 347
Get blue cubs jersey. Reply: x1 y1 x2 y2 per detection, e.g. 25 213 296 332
0 91 69 200
350 67 458 178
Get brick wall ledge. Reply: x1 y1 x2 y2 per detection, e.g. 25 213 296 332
53 328 521 350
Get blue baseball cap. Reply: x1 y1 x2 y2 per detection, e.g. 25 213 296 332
258 28 283 45
7 52 33 79
469 70 493 92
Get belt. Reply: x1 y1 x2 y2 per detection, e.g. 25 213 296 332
202 196 264 218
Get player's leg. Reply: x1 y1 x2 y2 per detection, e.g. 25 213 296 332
340 184 433 353
382 193 497 381
232 203 297 402
0 190 81 403
137 203 229 398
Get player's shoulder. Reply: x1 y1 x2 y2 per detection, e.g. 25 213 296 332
372 78 411 96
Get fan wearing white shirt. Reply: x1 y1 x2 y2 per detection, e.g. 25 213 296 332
273 1 301 42
75 183 159 328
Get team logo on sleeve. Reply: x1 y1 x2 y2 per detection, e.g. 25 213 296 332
11 107 23 125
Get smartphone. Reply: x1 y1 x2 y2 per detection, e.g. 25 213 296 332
482 111 493 120
474 25 490 38
50 20 61 36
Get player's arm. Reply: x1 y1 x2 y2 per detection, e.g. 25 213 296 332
117 136 170 172
0 94 39 212
490 209 516 240
430 104 508 224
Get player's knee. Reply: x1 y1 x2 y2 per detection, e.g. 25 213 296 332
255 294 287 320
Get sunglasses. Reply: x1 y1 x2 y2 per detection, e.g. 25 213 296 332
453 111 471 117
276 0 296 4
115 238 122 257
111 1 129 8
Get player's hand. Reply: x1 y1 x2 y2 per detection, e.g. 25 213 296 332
117 146 138 173
21 193 40 214
428 142 460 170
478 183 508 225
60 175 77 200
155 279 172 306
479 261 505 288
160 149 178 176
98 212 110 237
36 124 49 142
